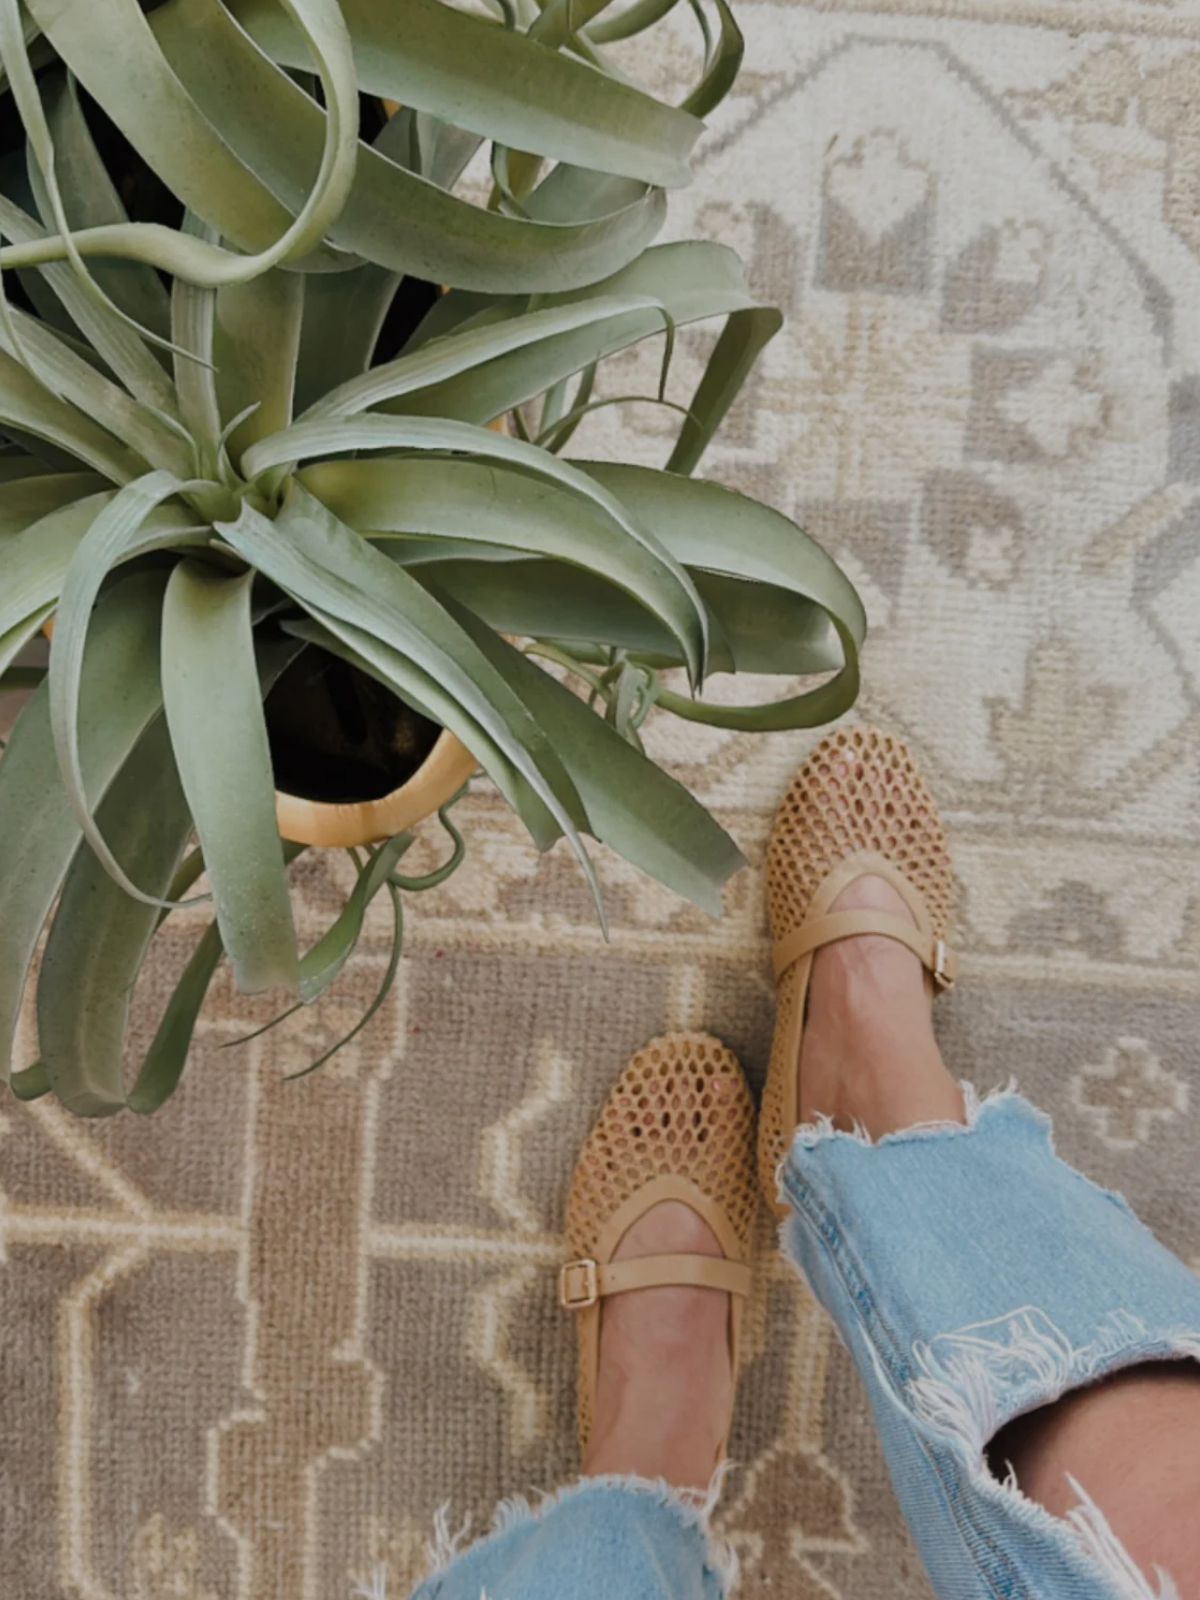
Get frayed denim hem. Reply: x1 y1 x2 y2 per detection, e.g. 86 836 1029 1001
352 1463 738 1599
787 1076 1022 1155
487 1463 738 1589
770 1079 1027 1209
775 1080 1139 1217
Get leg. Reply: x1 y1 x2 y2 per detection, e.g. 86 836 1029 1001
988 1364 1200 1587
397 1050 745 1600
791 868 1200 1595
581 1190 732 1484
395 1196 736 1600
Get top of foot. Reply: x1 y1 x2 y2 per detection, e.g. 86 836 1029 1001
798 874 963 1137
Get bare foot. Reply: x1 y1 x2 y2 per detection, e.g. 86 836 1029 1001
582 1086 735 1490
798 875 964 1139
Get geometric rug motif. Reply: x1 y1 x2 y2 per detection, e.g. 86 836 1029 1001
3 2 1200 1593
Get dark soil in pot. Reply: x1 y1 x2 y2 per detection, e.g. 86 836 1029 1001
265 644 441 805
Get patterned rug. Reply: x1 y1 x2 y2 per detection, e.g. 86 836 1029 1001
5 2 1200 1595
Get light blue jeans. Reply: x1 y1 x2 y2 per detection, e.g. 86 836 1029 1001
394 1089 1200 1600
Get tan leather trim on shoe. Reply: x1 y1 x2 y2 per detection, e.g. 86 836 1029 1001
569 1171 751 1463
560 1253 753 1308
773 910 957 990
591 1172 743 1274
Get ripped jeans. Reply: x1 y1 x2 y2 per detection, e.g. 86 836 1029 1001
393 1091 1200 1600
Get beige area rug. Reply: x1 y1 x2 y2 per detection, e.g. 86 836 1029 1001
5 2 1200 1595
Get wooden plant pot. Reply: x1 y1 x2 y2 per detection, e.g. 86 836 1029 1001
274 729 477 848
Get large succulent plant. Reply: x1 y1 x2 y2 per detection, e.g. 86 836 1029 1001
0 0 863 1116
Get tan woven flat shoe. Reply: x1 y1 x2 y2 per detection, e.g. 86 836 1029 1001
562 1032 758 1459
758 726 958 1216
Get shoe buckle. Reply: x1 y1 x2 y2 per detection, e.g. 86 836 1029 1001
932 939 955 993
558 1259 599 1310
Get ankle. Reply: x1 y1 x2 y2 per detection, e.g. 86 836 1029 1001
584 1379 726 1483
799 930 963 1138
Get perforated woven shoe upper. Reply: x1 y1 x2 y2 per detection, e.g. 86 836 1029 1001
566 1032 758 1446
766 726 954 942
759 727 957 1208
566 1033 758 1264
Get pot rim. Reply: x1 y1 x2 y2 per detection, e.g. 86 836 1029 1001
275 728 476 848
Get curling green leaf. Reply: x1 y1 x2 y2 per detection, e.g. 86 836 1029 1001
654 631 859 730
0 191 181 415
0 570 167 1083
299 456 708 657
48 471 199 901
10 1061 51 1101
243 415 709 683
38 716 193 1115
528 0 617 48
587 0 680 43
285 611 560 852
213 268 304 462
0 469 103 534
23 0 357 278
414 557 842 677
216 490 597 881
161 562 299 994
171 214 221 462
391 240 753 424
292 262 400 416
40 70 172 342
126 922 223 1114
297 831 412 1002
377 104 480 191
141 0 667 291
0 344 143 480
6 0 665 293
0 605 54 680
576 462 866 645
681 0 743 119
126 659 307 1112
228 0 700 187
285 877 404 1081
666 306 781 476
433 584 744 914
301 293 675 421
575 463 864 727
0 490 111 635
0 492 202 652
0 0 153 377
0 304 192 475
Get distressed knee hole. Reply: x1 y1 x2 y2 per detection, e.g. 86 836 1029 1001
985 1357 1200 1493
909 1322 1200 1600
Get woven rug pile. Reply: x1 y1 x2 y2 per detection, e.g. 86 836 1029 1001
5 2 1200 1595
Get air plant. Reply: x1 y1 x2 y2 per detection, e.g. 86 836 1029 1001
0 0 863 1115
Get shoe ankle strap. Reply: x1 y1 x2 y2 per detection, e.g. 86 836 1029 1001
559 1254 752 1311
773 910 957 991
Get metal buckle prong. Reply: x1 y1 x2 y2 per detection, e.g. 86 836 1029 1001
932 938 955 992
558 1259 599 1310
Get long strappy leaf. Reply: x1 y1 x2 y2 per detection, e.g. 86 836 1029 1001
161 562 299 993
38 715 193 1114
0 570 167 1082
243 415 709 684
